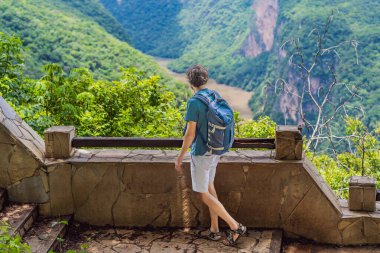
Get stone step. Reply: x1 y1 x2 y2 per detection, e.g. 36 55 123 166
0 188 6 211
23 216 71 253
0 203 37 237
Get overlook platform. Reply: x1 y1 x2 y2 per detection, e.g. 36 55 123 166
60 225 380 253
62 225 283 252
0 96 379 251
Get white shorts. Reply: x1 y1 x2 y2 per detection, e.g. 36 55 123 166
190 153 220 193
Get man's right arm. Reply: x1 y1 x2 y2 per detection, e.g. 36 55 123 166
175 99 199 172
175 121 196 173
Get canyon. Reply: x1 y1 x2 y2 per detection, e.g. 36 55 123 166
155 57 254 119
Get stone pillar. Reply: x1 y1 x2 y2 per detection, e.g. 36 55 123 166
275 125 303 160
44 126 75 159
349 176 376 212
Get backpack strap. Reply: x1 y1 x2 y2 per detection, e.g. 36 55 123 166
193 90 222 105
213 90 222 100
193 93 210 106
191 93 212 150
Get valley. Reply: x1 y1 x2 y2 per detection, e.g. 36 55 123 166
101 0 379 129
155 57 253 119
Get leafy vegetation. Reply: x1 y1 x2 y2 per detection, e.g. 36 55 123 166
2 32 378 201
234 114 276 138
0 30 275 140
63 0 130 42
0 222 31 253
100 0 186 58
312 117 380 198
37 64 184 137
0 0 188 98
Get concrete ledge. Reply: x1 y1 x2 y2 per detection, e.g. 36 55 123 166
60 149 279 164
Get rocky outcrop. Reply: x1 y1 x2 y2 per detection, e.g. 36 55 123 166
240 0 279 57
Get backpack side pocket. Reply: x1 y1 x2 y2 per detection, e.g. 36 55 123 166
207 122 226 152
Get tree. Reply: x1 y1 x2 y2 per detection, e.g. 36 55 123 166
344 117 379 177
0 32 24 99
313 118 379 198
274 11 362 153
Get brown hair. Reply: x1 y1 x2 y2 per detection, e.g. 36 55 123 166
186 64 209 87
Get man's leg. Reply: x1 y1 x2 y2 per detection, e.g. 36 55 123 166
208 182 219 232
199 191 238 231
191 155 240 239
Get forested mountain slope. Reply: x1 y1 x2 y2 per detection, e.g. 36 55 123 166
100 0 185 58
101 0 379 128
0 0 186 95
63 0 130 42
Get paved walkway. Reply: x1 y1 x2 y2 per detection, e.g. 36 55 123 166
62 225 282 253
62 224 380 253
283 242 380 253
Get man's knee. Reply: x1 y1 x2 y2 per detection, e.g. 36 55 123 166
197 192 208 203
208 182 215 191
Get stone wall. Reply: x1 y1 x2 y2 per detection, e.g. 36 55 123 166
40 149 379 245
0 97 379 245
0 97 47 203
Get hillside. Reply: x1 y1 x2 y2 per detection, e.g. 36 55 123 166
63 0 130 42
101 0 379 128
0 0 187 96
100 0 185 58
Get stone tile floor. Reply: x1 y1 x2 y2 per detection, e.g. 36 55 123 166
283 242 380 253
61 224 281 253
61 223 380 253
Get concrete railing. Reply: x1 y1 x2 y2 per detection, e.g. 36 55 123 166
0 96 379 245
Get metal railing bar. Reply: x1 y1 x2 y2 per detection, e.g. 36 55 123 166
71 137 275 149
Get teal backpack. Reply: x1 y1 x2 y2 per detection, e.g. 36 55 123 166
185 90 235 155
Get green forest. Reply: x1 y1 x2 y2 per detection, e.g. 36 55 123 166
0 37 378 200
101 0 379 129
0 0 378 198
0 0 188 98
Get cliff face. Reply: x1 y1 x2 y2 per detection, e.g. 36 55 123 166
241 0 278 57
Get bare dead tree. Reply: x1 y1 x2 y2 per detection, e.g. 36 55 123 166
273 11 363 154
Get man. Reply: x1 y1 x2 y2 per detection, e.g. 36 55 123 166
175 64 246 246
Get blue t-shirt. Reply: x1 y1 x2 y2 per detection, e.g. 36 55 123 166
185 88 215 156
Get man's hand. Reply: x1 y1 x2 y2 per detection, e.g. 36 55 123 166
175 156 183 173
